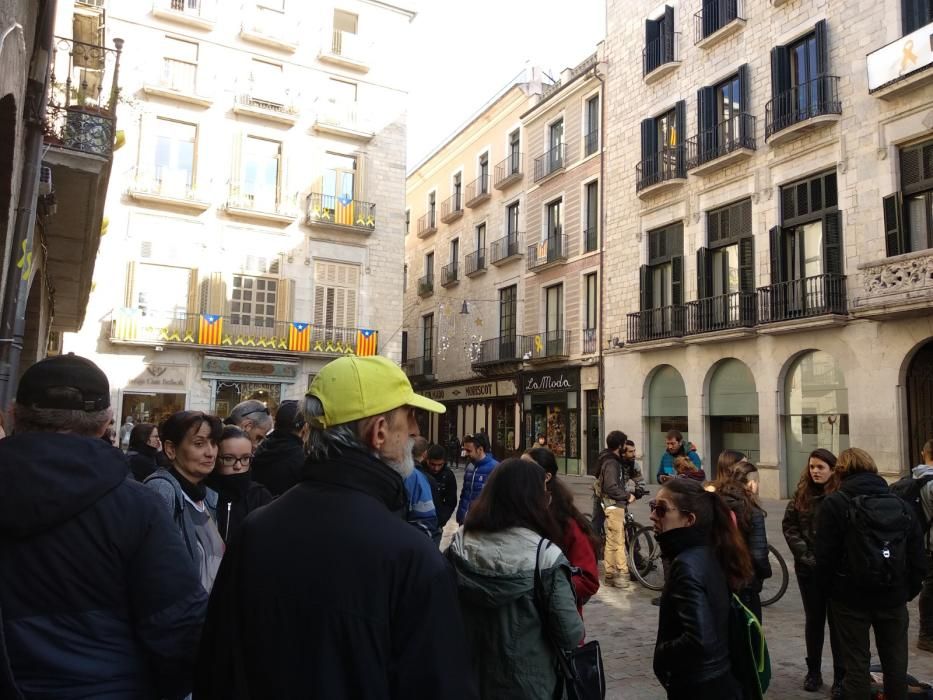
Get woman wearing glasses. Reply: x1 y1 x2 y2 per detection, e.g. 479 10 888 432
207 425 273 543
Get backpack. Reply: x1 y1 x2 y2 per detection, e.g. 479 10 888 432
890 473 933 533
728 594 770 700
843 493 914 590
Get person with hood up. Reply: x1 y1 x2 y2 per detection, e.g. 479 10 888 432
456 432 499 524
447 457 584 699
913 439 933 652
250 399 308 496
126 421 162 482
206 425 273 543
0 354 206 699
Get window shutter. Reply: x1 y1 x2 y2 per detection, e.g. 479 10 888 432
737 63 751 143
230 130 243 200
640 118 655 171
639 264 651 310
313 284 326 325
136 113 156 186
674 100 686 175
124 261 136 308
354 152 366 202
883 193 904 257
769 226 784 284
822 211 843 275
671 255 684 305
739 237 755 292
698 86 716 159
697 247 710 299
770 45 790 101
662 6 675 63
645 17 660 60
275 278 294 324
401 330 408 364
208 271 227 315
814 19 829 76
186 267 200 315
669 222 684 256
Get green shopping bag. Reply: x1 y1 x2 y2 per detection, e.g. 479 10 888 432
728 594 771 698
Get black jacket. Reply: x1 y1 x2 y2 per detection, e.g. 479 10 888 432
194 447 478 700
418 462 458 527
596 449 628 506
0 433 207 699
205 472 274 543
127 443 160 482
722 494 771 593
654 526 734 690
816 470 927 609
250 431 305 496
782 490 827 576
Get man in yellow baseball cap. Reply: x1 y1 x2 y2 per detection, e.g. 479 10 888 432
195 356 479 700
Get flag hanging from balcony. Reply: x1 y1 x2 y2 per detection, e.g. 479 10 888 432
199 314 223 345
356 329 378 356
288 322 311 352
336 193 354 227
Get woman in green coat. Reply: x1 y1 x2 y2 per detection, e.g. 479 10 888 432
447 457 584 699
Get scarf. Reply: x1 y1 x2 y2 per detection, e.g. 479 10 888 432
206 471 252 502
304 446 407 516
169 466 207 502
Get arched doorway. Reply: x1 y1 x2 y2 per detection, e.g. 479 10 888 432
707 359 759 478
907 340 933 465
783 350 849 496
646 365 689 483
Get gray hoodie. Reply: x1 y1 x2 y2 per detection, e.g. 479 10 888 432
912 464 933 551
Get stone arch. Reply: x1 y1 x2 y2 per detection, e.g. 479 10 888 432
703 358 759 477
901 336 933 465
643 364 689 483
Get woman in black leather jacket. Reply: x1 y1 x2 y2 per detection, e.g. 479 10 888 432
652 477 753 699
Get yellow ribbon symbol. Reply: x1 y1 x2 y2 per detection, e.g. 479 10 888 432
901 40 918 71
534 334 543 353
16 240 32 281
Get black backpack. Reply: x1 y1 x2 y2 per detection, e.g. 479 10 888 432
843 492 914 590
889 473 933 533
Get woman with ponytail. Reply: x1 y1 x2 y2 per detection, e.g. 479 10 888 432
651 478 753 699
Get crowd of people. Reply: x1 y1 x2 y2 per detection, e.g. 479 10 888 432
0 352 931 699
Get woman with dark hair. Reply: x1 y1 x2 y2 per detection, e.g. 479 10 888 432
712 449 747 485
145 411 224 591
782 448 842 694
447 458 583 699
126 422 161 482
525 447 600 614
651 478 753 700
206 425 273 543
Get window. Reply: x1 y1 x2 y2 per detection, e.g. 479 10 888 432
645 5 675 74
507 201 520 236
885 139 933 256
769 22 832 134
405 209 410 236
134 263 192 317
700 0 740 39
250 58 284 101
231 275 277 328
545 284 564 351
546 198 562 242
321 152 356 205
453 172 462 209
584 273 598 330
313 261 359 328
509 129 521 173
422 313 434 359
698 199 754 326
696 66 749 162
499 284 517 339
639 101 685 186
428 192 436 226
241 136 281 209
162 36 198 93
478 152 489 192
476 222 486 251
640 222 684 313
327 78 357 105
548 119 564 169
585 95 599 156
154 118 196 194
584 181 598 252
450 238 459 265
903 0 933 34
332 9 359 55
425 251 434 279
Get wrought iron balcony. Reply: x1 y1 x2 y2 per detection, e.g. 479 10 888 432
404 355 434 381
758 274 847 323
491 233 522 264
765 75 841 141
627 305 686 343
685 292 756 334
636 147 686 193
533 144 565 182
233 92 298 124
472 336 521 367
465 248 486 276
440 193 463 223
694 0 745 45
465 174 490 207
306 192 375 232
311 98 373 139
417 211 437 238
581 328 598 354
685 114 756 173
643 32 680 79
417 274 434 297
494 153 523 189
441 262 459 287
152 0 214 28
522 330 571 360
584 130 599 156
527 234 568 270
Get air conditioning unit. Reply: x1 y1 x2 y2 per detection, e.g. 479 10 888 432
38 166 52 196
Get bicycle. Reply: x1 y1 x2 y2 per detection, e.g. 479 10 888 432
761 544 789 607
627 511 665 591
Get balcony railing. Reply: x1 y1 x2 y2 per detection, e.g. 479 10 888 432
404 355 434 380
330 30 370 63
685 292 756 334
494 152 523 188
527 234 568 270
417 274 434 297
643 32 680 76
240 4 297 49
533 143 565 182
417 211 437 237
472 336 521 366
306 192 375 232
686 114 756 170
636 147 686 191
226 185 294 218
694 0 744 43
234 92 298 118
627 305 686 343
440 192 463 223
312 98 372 136
758 273 847 323
581 328 597 354
765 75 841 140
522 330 571 360
583 226 598 253
491 233 522 263
465 174 490 206
584 130 599 156
465 248 486 276
441 262 459 287
44 36 123 158
128 170 207 206
110 308 377 356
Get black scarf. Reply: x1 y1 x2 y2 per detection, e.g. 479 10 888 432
303 447 407 516
169 466 207 502
206 471 252 502
657 525 711 560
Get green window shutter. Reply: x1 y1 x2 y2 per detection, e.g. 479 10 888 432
769 226 784 284
671 255 684 305
639 264 651 310
739 236 755 292
883 193 904 257
697 247 710 299
822 212 843 275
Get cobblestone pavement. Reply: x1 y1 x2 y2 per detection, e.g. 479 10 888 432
443 468 933 699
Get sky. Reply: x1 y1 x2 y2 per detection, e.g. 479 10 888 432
404 0 606 169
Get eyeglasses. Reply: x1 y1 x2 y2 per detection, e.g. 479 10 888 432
649 500 686 518
219 454 254 468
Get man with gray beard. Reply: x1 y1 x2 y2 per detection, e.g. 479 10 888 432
194 356 478 700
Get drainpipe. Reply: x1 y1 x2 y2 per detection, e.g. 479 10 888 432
0 0 56 410
593 56 607 452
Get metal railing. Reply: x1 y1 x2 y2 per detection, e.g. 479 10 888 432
417 274 434 297
160 57 197 93
440 192 463 222
404 355 434 379
417 211 437 236
465 174 490 205
494 152 523 187
643 32 680 76
533 143 565 182
685 292 756 334
465 249 486 276
226 185 292 216
306 192 375 231
584 130 599 156
581 328 598 354
527 234 568 270
235 92 297 116
330 30 369 62
522 330 571 359
694 0 743 43
169 0 202 10
441 262 459 287
636 147 685 191
313 98 371 134
765 75 841 140
627 305 686 343
758 274 847 323
583 226 598 253
491 233 522 263
686 113 756 169
473 336 521 366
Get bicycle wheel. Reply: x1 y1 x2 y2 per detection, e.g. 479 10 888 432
628 524 664 591
760 544 789 607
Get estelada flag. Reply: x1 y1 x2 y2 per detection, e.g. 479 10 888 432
288 322 310 352
199 314 223 345
356 329 378 356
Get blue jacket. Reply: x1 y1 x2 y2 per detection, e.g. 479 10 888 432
404 468 440 544
656 445 702 481
456 454 499 524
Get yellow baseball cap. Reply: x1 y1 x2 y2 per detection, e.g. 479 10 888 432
307 355 445 428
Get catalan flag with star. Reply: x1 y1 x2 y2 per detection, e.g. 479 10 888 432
356 329 378 356
288 322 311 352
199 314 223 345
